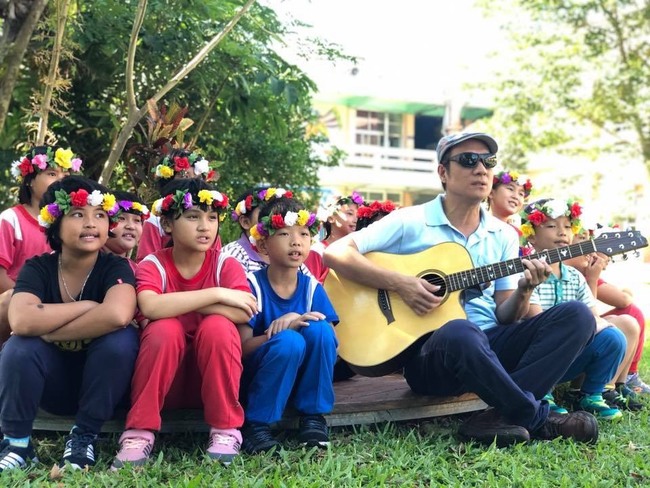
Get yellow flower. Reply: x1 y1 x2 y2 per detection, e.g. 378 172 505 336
510 171 519 181
250 226 261 241
296 209 309 226
520 223 535 238
159 166 174 178
264 188 277 200
572 223 582 235
198 189 213 205
55 148 74 169
39 206 56 224
102 193 116 212
132 202 143 212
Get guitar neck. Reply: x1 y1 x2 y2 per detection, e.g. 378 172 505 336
446 240 597 292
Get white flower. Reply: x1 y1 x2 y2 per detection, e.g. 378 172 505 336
153 198 163 215
274 188 287 198
37 215 49 228
211 191 223 202
10 160 21 178
516 173 529 184
236 200 247 215
88 190 104 206
284 211 298 227
193 158 209 175
544 199 569 219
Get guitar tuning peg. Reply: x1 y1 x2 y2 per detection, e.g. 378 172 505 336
622 253 629 261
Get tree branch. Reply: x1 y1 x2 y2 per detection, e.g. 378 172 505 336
36 0 72 145
98 0 257 184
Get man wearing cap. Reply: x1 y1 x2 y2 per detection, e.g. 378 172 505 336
324 132 599 446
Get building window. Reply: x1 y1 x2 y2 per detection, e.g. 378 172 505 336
355 111 402 148
357 190 402 206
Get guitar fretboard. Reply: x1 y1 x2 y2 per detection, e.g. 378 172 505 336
442 240 598 292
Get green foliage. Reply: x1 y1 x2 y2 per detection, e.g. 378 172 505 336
0 0 347 214
474 0 650 173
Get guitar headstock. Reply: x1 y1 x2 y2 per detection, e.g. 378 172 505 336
593 231 648 257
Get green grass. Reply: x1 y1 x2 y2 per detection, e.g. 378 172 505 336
4 346 650 487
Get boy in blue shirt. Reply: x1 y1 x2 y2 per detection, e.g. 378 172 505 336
238 197 338 453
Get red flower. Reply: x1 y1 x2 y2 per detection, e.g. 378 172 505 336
173 156 190 171
18 158 34 177
161 194 174 211
382 201 396 213
244 195 253 211
271 214 285 229
357 206 373 219
216 194 229 209
206 170 216 182
570 202 582 219
285 190 293 199
70 189 89 207
527 210 547 226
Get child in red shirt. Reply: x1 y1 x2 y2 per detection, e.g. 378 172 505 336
0 145 81 341
136 149 221 261
112 178 258 469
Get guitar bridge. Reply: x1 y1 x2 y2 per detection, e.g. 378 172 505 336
377 289 395 325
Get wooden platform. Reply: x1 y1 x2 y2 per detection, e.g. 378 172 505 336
33 374 486 433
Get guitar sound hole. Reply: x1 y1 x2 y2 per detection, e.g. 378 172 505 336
422 272 446 297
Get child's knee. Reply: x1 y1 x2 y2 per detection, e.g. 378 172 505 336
302 320 337 347
598 326 627 355
141 318 185 351
269 330 306 361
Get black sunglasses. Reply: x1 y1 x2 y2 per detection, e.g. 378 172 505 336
447 152 498 169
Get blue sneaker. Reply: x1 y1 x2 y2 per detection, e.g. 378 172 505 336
543 393 568 415
578 393 623 421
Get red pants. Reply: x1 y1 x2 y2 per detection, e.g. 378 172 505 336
603 303 646 374
126 315 244 431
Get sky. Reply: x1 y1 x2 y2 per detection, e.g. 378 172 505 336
263 0 509 106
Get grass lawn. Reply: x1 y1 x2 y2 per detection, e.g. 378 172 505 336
4 344 650 487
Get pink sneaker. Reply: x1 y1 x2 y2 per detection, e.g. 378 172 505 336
110 429 155 470
206 428 242 465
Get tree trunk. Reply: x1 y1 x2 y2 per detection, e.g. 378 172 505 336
98 0 257 184
0 0 50 134
36 0 72 145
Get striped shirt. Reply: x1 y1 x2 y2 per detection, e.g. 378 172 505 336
529 263 596 310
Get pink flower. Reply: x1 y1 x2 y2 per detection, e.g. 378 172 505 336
71 158 83 172
32 154 48 170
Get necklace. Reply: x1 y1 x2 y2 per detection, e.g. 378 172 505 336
58 254 93 302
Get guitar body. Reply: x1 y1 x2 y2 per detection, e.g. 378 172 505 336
324 230 648 378
325 242 473 377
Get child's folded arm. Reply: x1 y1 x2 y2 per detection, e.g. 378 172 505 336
236 323 268 358
40 283 137 341
8 291 98 336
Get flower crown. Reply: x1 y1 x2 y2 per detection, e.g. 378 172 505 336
317 191 365 221
357 200 397 221
116 199 151 221
152 188 229 218
231 187 294 222
520 198 583 242
11 147 83 183
153 152 215 181
493 170 533 197
249 209 320 245
38 188 119 229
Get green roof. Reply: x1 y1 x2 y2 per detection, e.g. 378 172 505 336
319 95 492 120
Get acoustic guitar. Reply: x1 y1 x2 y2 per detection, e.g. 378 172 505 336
324 231 648 377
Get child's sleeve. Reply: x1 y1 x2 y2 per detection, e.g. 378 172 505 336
99 255 136 296
311 283 339 324
576 273 597 308
0 210 17 271
246 275 263 334
217 255 252 293
13 257 48 300
135 257 165 295
135 217 165 263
